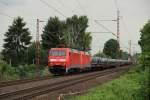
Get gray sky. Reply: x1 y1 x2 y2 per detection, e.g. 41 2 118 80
0 0 150 55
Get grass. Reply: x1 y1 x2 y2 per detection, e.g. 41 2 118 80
63 66 149 100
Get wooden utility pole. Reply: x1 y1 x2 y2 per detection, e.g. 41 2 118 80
116 10 120 58
36 19 40 77
117 10 120 49
129 40 132 56
35 19 44 77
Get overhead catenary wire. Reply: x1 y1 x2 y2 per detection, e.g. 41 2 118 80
0 12 14 19
55 0 79 14
75 0 87 15
114 0 119 11
0 12 36 27
94 20 117 37
0 12 36 36
39 0 67 18
121 16 132 39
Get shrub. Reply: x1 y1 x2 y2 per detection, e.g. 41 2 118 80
0 60 19 81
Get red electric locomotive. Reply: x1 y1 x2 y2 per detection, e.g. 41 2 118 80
48 48 91 74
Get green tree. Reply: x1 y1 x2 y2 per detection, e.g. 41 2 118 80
66 15 90 50
139 21 150 70
41 15 92 52
138 20 150 100
25 42 48 66
0 60 9 80
2 17 32 66
79 32 92 51
138 20 150 69
139 20 150 53
103 39 119 59
120 51 130 60
25 42 36 65
41 17 66 49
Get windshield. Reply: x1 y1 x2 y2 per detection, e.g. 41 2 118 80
49 50 66 56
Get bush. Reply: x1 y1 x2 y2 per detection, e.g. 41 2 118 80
0 60 19 81
0 60 49 81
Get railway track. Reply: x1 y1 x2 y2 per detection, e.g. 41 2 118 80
0 76 53 88
0 66 131 100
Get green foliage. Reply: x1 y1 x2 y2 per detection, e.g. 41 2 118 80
16 64 37 79
64 67 149 100
103 39 119 59
0 59 49 81
42 16 66 49
132 53 140 63
65 15 91 51
2 17 32 66
120 51 130 60
138 52 150 70
138 20 150 68
139 20 150 52
80 32 92 51
0 60 19 81
137 20 150 99
24 42 48 66
41 15 92 52
25 42 36 65
0 60 11 80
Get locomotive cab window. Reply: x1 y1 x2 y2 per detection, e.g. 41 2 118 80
49 50 66 56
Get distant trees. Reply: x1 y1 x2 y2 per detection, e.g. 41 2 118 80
95 40 129 59
103 39 119 59
2 17 32 66
120 51 130 60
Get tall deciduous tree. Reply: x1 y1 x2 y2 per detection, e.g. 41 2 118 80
103 39 119 59
66 15 89 50
2 17 32 66
41 17 66 49
80 32 92 51
41 15 92 52
139 20 150 52
138 21 150 100
138 20 150 69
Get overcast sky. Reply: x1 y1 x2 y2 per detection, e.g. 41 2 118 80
0 0 150 55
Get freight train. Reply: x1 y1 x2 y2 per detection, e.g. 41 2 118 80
48 48 132 74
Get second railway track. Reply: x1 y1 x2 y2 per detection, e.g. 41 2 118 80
0 76 53 88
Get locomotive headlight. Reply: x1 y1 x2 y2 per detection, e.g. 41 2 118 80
59 59 66 62
49 59 57 62
49 59 66 62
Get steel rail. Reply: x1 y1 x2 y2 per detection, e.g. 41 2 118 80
0 76 52 88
